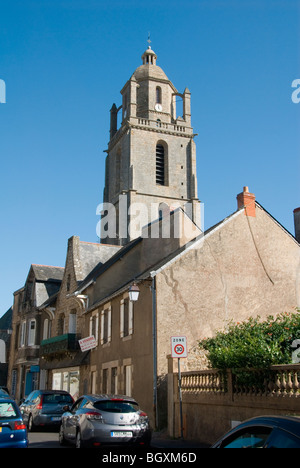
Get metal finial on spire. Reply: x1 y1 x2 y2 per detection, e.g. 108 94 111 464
147 32 151 49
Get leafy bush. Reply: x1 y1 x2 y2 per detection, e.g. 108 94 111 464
199 311 300 371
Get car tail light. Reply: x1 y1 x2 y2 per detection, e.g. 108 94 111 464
14 421 26 430
138 411 149 425
36 396 44 410
86 411 103 421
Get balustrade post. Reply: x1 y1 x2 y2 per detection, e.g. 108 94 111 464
226 369 234 401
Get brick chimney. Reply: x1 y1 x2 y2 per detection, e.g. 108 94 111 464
237 186 256 217
294 208 300 242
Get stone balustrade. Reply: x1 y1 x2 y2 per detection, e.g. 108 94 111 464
180 365 300 398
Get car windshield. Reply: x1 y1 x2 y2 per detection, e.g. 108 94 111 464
0 402 18 420
94 400 139 413
43 394 73 404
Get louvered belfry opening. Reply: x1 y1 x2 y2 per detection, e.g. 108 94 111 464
156 144 165 185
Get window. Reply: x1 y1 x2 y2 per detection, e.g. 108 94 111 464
94 400 139 413
120 299 133 338
0 401 18 419
20 321 26 347
28 319 36 346
111 367 118 394
267 429 300 448
101 308 111 345
156 86 162 104
90 312 99 344
102 369 108 393
71 397 85 413
69 310 77 334
221 427 272 449
43 319 50 340
156 144 165 185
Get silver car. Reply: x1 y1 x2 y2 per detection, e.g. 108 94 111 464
59 394 152 448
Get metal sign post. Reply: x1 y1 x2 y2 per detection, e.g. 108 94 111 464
171 336 187 439
177 357 184 439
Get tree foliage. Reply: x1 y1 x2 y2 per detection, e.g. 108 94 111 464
199 311 300 370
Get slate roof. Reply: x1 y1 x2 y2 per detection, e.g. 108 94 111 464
76 237 142 293
28 265 64 308
78 242 121 280
31 265 64 283
0 308 12 332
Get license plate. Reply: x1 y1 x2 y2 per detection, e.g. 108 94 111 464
51 417 61 421
111 431 133 438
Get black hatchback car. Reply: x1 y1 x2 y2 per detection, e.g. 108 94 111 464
20 390 74 431
211 416 300 448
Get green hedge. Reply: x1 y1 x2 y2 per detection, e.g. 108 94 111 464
199 311 300 370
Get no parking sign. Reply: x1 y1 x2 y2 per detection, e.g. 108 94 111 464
171 336 188 358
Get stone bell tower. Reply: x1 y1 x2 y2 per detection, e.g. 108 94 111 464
100 45 201 245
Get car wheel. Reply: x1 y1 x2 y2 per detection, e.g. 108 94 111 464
28 414 35 432
59 425 67 446
76 430 83 449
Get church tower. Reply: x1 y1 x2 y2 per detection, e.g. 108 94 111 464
101 45 201 245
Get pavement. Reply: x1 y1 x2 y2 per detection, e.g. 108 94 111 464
151 430 210 449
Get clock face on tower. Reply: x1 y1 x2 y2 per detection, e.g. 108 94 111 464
155 103 162 112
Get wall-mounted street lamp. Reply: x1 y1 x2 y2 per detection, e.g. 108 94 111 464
128 283 140 302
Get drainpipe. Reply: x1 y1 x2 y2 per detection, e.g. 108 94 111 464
151 273 158 430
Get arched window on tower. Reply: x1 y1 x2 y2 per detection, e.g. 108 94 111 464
156 143 166 186
156 86 162 104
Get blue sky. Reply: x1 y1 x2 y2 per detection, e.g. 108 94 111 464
0 0 299 316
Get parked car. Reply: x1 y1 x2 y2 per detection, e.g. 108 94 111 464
0 388 10 399
211 416 300 448
59 394 152 448
20 390 74 432
0 397 28 448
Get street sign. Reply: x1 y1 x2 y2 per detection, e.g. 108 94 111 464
171 336 187 358
171 336 187 439
79 335 97 352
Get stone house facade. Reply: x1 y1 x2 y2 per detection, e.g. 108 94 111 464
7 265 64 400
39 236 120 399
